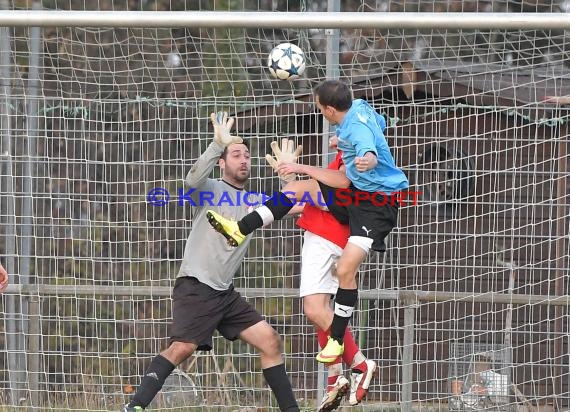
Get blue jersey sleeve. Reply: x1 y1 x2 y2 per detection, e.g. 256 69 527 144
348 122 379 157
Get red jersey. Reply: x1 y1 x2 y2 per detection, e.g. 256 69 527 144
296 152 350 248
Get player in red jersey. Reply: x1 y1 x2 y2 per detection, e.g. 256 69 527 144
278 137 377 411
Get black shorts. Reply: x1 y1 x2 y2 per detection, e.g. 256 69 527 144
319 182 399 252
170 276 263 351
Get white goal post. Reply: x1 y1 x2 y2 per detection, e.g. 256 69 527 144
0 5 569 412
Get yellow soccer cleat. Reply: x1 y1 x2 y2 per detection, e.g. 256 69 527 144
316 337 344 364
206 210 246 247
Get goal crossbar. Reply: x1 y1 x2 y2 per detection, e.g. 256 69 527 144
0 11 569 29
3 285 569 307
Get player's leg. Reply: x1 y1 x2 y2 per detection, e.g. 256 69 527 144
304 293 348 412
316 241 367 363
309 303 375 409
239 320 283 368
309 297 375 407
303 231 370 411
300 231 342 329
123 341 196 411
348 357 377 406
328 201 399 350
219 292 299 412
206 179 320 246
314 324 374 409
300 231 367 360
333 243 378 406
311 242 374 406
318 201 399 402
124 277 223 411
318 198 399 361
314 324 349 412
240 322 299 412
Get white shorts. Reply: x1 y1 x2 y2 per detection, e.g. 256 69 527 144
299 231 343 298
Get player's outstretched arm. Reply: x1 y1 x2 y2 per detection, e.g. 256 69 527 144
278 163 350 189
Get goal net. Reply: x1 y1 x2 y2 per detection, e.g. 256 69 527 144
0 0 568 410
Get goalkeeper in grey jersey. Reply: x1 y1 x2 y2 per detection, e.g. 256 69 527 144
122 113 299 412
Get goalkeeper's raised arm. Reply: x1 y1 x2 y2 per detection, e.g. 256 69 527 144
185 111 242 188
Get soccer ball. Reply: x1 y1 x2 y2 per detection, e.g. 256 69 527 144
267 43 306 81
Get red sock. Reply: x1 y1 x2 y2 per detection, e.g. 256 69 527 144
352 360 367 373
341 327 360 367
317 328 329 349
327 374 340 388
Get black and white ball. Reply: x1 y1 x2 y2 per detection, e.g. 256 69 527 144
267 43 306 81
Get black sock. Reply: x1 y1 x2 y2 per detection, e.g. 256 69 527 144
330 288 358 343
238 191 295 235
262 363 299 412
237 213 263 235
128 354 176 408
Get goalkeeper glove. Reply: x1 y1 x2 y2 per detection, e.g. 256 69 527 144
211 111 242 147
265 138 303 183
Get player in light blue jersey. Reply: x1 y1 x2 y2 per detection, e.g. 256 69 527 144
309 79 408 362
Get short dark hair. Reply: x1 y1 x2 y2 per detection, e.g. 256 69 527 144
313 80 353 111
221 139 249 160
